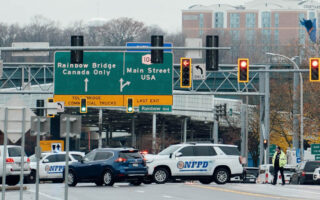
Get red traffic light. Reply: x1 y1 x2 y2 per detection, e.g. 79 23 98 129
240 60 248 68
238 58 249 83
180 58 192 88
310 58 320 82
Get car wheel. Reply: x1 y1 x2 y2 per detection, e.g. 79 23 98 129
26 170 36 184
102 170 114 186
153 168 169 184
130 181 142 186
213 168 230 185
199 178 212 184
6 176 20 186
67 170 77 187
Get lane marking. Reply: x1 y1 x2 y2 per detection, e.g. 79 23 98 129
162 195 174 198
136 190 145 193
29 190 63 200
187 184 303 200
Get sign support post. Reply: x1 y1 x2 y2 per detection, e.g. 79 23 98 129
19 108 26 200
1 108 8 200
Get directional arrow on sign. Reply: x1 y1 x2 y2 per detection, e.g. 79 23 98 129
84 78 89 92
120 78 131 92
195 65 203 74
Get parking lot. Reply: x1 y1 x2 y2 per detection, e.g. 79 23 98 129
3 182 320 200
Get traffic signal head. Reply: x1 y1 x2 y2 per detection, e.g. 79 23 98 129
238 58 249 83
263 139 268 149
180 58 192 88
151 35 163 64
310 58 320 82
206 35 219 71
80 98 87 113
71 35 83 64
127 98 134 113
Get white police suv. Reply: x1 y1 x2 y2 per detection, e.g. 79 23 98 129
146 143 243 184
27 151 84 183
0 145 31 186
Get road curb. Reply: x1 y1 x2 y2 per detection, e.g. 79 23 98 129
0 186 28 191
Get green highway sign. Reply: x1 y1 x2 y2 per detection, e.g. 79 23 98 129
311 144 320 155
139 105 172 112
269 144 276 156
54 52 173 95
315 155 320 161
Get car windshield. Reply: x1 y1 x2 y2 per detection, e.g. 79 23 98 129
119 151 142 159
158 145 181 155
305 162 320 172
8 147 22 157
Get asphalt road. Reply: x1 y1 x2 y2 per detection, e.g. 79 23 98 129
2 182 320 200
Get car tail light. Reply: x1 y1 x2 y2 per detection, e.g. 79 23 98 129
302 171 306 176
27 158 30 163
265 173 269 183
140 150 148 155
115 157 127 163
6 158 14 163
279 175 282 179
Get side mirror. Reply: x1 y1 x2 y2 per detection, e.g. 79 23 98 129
42 159 49 163
175 152 183 157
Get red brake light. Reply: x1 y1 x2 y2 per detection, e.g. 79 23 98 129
302 171 306 176
27 158 30 163
115 157 127 163
266 173 269 178
6 158 14 163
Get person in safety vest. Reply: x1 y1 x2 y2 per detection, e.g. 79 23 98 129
272 146 287 185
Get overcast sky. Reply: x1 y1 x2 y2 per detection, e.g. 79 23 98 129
0 0 248 33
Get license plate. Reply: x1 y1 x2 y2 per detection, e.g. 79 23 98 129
250 179 254 182
132 163 138 167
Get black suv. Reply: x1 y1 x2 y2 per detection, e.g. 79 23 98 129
290 161 320 184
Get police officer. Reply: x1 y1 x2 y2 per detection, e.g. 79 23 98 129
272 146 287 185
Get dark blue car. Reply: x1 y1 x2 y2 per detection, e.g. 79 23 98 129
65 148 148 186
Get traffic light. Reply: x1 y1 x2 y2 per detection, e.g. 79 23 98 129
71 35 83 64
151 35 163 64
80 98 87 113
47 98 55 118
206 35 219 71
180 58 192 88
263 139 268 150
310 58 320 82
127 98 134 113
238 58 249 83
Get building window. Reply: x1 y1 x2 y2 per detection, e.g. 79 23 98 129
274 29 279 44
231 30 240 41
246 30 255 44
262 12 271 28
199 14 204 36
230 13 240 28
214 12 224 28
183 15 198 20
274 13 279 27
246 13 256 28
262 29 271 44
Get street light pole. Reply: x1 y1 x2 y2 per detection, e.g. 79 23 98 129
266 53 304 161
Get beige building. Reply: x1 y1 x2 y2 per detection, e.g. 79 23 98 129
182 0 320 61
